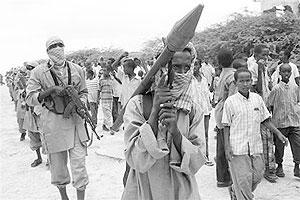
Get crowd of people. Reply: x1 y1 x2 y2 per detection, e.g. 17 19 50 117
3 36 300 200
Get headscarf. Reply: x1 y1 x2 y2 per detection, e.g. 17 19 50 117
46 36 65 66
152 41 199 113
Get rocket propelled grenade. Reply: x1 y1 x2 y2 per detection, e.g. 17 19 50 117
111 4 204 131
166 4 204 52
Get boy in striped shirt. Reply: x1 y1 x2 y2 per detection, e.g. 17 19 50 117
222 68 288 200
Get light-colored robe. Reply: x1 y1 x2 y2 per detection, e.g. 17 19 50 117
26 61 89 154
122 95 206 200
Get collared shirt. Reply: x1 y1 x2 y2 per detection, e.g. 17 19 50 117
200 62 215 86
271 62 300 87
267 81 300 128
214 68 237 129
222 92 271 155
117 68 141 106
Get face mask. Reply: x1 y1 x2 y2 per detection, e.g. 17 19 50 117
47 47 65 66
171 70 193 99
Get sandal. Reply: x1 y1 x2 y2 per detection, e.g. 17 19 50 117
31 159 42 167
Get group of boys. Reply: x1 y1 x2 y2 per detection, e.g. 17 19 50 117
84 52 147 134
213 45 300 200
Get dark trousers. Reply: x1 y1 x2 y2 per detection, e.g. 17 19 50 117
216 128 231 183
89 102 98 125
112 97 119 123
275 127 300 165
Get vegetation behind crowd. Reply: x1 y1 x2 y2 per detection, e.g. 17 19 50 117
20 11 300 69
142 11 300 67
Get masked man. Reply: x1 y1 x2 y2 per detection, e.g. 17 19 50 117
121 43 206 200
26 36 89 200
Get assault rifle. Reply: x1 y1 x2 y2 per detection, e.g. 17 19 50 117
50 67 103 146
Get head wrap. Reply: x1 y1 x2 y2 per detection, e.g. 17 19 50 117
46 36 64 50
169 42 198 113
46 36 65 66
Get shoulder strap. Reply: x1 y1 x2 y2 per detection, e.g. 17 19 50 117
48 61 71 86
142 92 153 120
66 62 71 85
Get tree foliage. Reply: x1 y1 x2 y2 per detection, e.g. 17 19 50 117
66 47 124 64
191 12 300 65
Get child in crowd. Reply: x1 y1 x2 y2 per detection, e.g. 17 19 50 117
248 44 278 183
267 63 300 178
117 58 141 108
211 66 221 108
214 49 236 188
222 68 288 200
194 59 214 166
99 66 114 133
86 69 100 125
232 58 248 70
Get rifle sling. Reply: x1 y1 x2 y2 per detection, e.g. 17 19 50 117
48 61 72 86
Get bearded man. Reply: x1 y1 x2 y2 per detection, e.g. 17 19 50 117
26 36 89 200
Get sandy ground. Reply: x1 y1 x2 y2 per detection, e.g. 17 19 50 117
0 85 299 200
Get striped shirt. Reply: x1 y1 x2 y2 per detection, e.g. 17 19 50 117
86 77 99 103
222 92 271 155
99 77 113 104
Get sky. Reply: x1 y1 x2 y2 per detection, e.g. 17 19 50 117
0 0 261 74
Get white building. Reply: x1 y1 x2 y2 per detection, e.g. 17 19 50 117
255 0 300 15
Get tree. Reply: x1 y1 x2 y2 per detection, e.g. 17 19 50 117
191 11 300 66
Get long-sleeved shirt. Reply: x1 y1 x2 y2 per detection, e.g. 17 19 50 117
267 81 300 128
121 95 206 200
26 61 89 154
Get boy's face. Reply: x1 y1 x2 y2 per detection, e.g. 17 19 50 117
123 61 134 75
279 64 292 81
236 71 252 94
171 51 192 74
257 48 269 61
103 67 110 76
